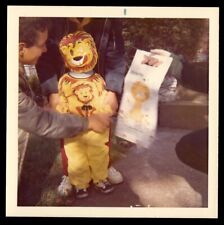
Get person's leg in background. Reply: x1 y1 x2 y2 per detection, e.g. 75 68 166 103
175 128 208 173
175 60 208 174
181 62 208 94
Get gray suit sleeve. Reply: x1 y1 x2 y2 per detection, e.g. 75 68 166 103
18 92 88 139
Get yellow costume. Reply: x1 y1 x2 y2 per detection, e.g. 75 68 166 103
57 31 112 190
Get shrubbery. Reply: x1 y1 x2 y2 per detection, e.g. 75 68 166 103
122 18 209 65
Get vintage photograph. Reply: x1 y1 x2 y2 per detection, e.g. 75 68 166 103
6 6 219 218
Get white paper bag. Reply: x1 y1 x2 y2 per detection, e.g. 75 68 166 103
115 49 173 149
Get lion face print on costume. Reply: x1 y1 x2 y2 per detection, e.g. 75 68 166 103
59 31 98 73
72 83 96 117
73 84 94 104
129 81 150 122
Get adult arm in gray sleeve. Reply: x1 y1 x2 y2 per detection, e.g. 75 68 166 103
18 92 88 139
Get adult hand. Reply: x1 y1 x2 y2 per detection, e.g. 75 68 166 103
150 49 171 57
88 113 111 133
141 49 172 67
141 55 161 67
104 91 118 116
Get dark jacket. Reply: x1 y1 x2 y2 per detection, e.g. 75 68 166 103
168 53 208 94
36 18 127 97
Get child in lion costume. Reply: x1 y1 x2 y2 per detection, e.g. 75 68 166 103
57 31 114 198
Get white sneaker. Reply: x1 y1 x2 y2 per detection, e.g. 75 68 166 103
57 175 73 197
108 166 123 184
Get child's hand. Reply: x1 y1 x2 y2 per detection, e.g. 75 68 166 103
103 91 118 116
88 113 111 133
49 93 60 110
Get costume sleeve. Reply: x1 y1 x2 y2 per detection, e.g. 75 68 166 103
104 19 127 96
18 92 88 139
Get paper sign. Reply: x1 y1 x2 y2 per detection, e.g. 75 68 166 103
115 49 173 148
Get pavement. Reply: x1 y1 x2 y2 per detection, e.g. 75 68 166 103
37 127 208 208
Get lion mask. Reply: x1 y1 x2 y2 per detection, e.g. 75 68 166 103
59 31 98 73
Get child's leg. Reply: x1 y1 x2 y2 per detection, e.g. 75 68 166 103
64 137 91 189
60 139 68 176
86 130 110 183
85 129 114 193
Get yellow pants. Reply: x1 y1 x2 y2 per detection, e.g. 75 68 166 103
64 129 110 189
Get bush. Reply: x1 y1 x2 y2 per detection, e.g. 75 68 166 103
122 18 209 65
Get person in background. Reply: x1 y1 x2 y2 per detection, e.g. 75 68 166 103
36 17 126 196
18 17 110 183
142 49 208 174
175 60 208 174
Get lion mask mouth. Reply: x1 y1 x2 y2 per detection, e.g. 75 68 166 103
72 55 85 66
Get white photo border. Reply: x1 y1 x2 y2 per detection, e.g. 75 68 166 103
6 6 219 218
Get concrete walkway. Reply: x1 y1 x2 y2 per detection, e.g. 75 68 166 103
38 127 208 208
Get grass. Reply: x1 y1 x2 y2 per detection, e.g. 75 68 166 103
18 134 60 206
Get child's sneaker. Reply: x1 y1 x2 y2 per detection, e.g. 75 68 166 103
75 188 89 199
57 175 73 197
108 166 123 184
94 179 114 194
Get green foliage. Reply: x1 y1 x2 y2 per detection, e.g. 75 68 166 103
122 18 209 65
18 135 60 206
